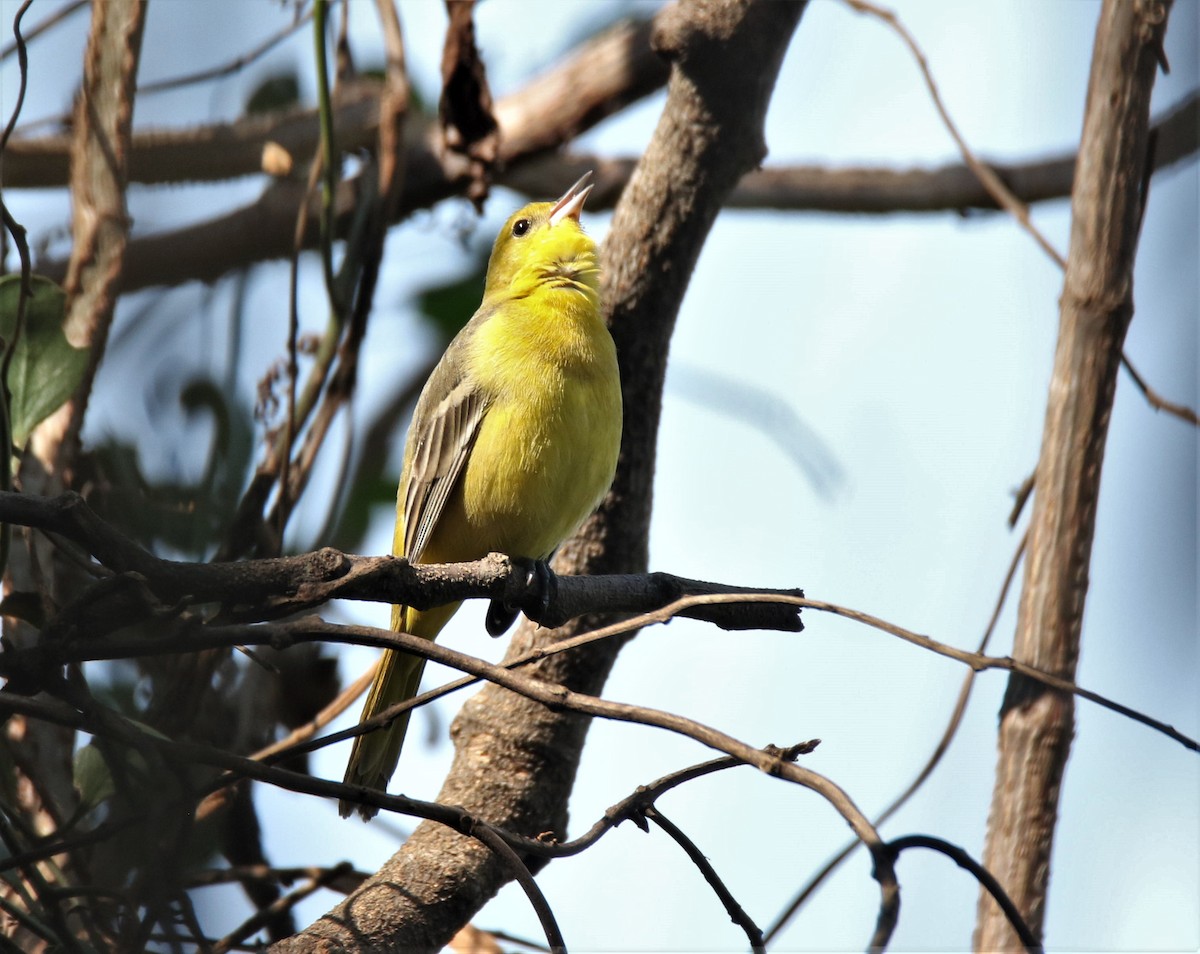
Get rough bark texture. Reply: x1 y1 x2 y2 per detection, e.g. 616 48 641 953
975 1 1173 949
2 4 146 948
275 1 807 950
27 0 146 481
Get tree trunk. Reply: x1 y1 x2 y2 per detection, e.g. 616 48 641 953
275 1 808 950
975 0 1173 948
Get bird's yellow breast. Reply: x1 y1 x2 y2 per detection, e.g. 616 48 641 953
420 285 621 566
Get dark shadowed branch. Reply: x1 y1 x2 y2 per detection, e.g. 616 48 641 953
888 835 1042 954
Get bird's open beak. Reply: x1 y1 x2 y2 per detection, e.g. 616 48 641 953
548 170 594 227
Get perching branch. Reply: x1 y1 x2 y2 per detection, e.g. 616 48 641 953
0 490 803 639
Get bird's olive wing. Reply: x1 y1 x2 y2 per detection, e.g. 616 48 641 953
401 377 487 563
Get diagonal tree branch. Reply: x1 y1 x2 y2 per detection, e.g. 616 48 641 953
272 2 822 951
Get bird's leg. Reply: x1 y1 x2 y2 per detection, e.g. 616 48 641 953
486 558 557 636
485 599 519 637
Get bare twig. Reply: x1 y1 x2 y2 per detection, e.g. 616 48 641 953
470 825 566 954
644 807 765 953
1119 352 1199 424
186 863 367 895
766 532 1030 943
842 0 1065 267
843 0 1197 427
888 835 1042 953
1 671 883 911
797 595 1197 753
211 863 352 954
137 4 312 96
0 0 85 61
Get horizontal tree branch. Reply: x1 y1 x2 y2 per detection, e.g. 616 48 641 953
14 15 1194 292
30 16 669 291
4 79 384 188
4 488 1191 757
0 491 803 640
4 488 1190 761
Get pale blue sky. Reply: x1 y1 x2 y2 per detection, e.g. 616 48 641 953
2 1 1196 950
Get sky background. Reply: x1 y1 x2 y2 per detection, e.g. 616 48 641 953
2 1 1197 950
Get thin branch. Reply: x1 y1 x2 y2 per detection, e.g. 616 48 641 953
195 661 377 822
644 807 765 954
186 864 368 895
888 835 1042 953
211 864 351 954
549 743 819 859
766 531 1030 944
1119 352 1199 425
842 0 1065 267
797 595 1198 753
470 825 566 954
0 671 883 894
0 0 85 61
842 0 1197 427
137 4 312 96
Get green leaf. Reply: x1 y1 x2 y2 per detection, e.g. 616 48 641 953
72 744 117 809
0 275 88 449
246 73 300 115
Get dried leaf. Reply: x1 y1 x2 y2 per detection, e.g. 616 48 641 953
440 0 500 207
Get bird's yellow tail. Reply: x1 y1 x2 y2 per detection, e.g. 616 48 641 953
339 603 457 819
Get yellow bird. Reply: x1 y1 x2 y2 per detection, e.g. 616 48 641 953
340 173 621 819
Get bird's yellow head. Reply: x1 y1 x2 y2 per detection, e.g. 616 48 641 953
483 172 599 303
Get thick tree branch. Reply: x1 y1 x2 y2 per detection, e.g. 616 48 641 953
15 72 1197 292
976 1 1174 949
276 3 826 951
26 16 666 292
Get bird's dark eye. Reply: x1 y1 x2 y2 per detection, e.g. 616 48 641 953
511 218 531 237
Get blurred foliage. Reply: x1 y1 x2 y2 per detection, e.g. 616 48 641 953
415 250 488 342
245 72 301 114
81 376 255 558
